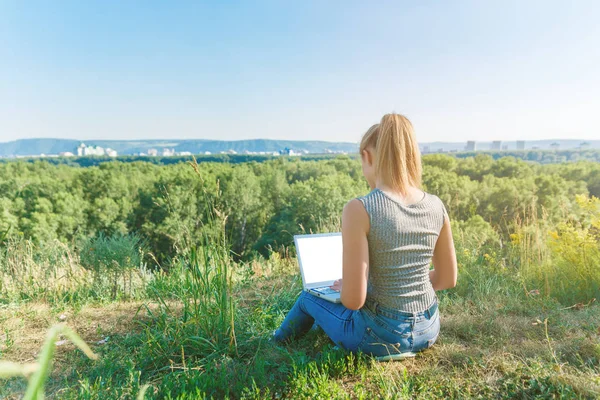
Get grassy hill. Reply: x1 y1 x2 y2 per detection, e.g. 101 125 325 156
0 156 598 399
1 236 598 399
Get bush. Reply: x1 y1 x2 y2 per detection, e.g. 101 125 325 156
513 195 600 305
543 196 600 304
79 233 145 299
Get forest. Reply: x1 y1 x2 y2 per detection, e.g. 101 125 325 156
1 153 600 261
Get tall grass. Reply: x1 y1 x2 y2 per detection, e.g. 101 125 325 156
139 157 238 380
0 238 88 303
0 236 152 305
510 195 600 305
143 243 237 369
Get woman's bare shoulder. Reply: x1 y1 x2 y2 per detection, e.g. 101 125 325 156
343 199 370 233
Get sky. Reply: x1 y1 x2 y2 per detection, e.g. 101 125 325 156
1 1 599 144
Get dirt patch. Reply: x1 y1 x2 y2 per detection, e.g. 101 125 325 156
0 301 155 364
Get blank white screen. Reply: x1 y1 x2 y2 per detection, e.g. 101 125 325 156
296 234 343 286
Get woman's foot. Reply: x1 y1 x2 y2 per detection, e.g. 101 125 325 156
270 329 287 344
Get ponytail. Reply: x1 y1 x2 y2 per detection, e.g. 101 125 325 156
360 113 422 195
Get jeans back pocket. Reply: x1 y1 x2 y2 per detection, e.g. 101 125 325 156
412 311 440 352
364 308 412 338
357 326 412 357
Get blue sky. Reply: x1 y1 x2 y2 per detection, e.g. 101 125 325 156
1 1 599 143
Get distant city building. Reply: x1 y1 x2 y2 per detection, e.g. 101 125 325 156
162 148 176 157
281 148 300 156
502 145 508 150
77 143 115 157
437 148 444 153
517 140 526 150
59 152 75 157
422 145 430 153
147 149 159 156
179 151 192 156
204 151 212 155
465 141 477 151
491 141 502 150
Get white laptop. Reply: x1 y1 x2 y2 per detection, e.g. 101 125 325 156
294 232 342 303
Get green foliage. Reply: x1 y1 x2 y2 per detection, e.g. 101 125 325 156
79 233 143 275
1 152 600 399
144 243 237 365
139 158 237 384
542 196 600 304
79 233 144 300
0 154 598 307
0 154 596 264
452 215 502 275
0 236 152 304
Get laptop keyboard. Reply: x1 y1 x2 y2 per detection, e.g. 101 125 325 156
313 287 339 295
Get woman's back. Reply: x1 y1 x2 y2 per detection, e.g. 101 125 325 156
274 113 456 358
359 188 447 313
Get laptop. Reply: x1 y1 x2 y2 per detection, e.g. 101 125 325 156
294 232 342 303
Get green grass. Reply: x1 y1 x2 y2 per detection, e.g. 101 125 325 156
1 259 598 399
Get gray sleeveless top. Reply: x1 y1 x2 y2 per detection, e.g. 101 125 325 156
358 188 447 313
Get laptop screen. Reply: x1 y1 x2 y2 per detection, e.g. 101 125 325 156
294 233 343 288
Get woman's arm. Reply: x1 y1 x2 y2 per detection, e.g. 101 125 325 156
430 215 458 291
338 199 370 310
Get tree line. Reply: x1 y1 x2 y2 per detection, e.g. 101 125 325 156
2 149 600 169
0 154 599 263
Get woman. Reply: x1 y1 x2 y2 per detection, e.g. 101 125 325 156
273 113 457 359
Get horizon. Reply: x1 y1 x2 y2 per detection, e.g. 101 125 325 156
2 1 599 143
1 136 597 146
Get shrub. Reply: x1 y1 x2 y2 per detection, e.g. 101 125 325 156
515 195 600 305
543 196 600 304
79 233 145 299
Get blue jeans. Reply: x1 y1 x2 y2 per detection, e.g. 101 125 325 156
273 291 440 357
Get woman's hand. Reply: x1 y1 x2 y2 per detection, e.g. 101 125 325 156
330 279 342 292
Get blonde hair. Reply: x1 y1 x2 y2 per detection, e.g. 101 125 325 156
359 113 422 195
